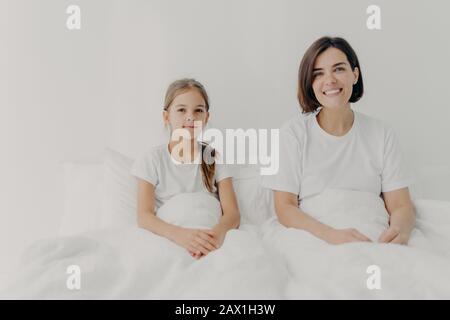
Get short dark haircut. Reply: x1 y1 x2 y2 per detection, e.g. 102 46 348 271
298 36 364 113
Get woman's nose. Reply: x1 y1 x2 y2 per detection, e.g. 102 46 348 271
324 72 337 84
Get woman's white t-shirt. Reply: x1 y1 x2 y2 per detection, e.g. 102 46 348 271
130 143 232 211
262 110 412 201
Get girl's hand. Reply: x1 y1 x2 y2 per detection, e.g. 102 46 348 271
190 226 228 259
378 226 410 245
172 227 219 259
205 226 227 249
325 228 372 245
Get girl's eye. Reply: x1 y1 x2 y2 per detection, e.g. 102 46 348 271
335 67 345 72
313 72 322 78
177 109 185 112
195 109 204 113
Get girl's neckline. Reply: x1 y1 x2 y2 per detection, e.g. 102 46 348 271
166 141 202 165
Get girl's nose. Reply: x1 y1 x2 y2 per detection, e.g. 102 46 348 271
186 113 195 121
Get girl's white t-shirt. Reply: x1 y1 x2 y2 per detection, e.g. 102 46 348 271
262 109 412 201
130 143 232 211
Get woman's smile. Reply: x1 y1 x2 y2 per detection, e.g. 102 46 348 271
323 88 343 97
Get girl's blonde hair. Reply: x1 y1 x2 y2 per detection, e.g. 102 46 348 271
163 78 216 193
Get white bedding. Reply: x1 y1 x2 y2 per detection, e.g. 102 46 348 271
0 192 287 300
261 189 450 299
1 190 450 299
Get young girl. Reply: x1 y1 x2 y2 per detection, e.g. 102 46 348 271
131 78 240 259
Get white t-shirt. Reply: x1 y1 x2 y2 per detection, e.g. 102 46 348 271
130 143 232 211
262 109 412 201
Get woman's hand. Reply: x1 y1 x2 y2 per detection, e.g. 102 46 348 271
324 228 372 245
378 225 410 245
172 227 220 259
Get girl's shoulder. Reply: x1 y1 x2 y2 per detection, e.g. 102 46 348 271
138 144 168 165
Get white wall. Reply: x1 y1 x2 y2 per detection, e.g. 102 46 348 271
2 0 450 271
1 0 113 268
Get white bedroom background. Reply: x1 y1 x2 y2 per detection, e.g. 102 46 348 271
1 0 449 273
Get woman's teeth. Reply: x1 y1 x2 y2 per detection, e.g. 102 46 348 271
323 88 342 96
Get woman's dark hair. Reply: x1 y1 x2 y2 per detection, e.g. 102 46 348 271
298 36 364 113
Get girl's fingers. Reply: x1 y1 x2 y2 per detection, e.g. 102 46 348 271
198 231 219 249
195 236 216 251
204 229 216 237
191 240 210 256
187 244 200 256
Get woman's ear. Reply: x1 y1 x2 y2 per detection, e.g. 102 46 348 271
353 67 359 84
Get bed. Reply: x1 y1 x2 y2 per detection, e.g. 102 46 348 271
1 148 449 299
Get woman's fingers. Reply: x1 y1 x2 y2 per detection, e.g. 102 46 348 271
351 229 371 242
378 227 400 243
390 234 407 245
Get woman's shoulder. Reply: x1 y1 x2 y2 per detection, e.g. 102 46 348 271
355 111 392 134
280 113 313 132
280 111 314 137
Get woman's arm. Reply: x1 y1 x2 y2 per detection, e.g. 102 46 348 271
379 187 416 244
274 190 371 244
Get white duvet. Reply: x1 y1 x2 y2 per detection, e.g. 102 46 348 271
1 190 450 299
261 189 450 299
0 192 287 300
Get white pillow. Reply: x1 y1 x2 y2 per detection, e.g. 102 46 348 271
59 162 104 236
99 150 273 228
99 148 137 228
409 165 450 202
60 150 275 235
232 165 275 225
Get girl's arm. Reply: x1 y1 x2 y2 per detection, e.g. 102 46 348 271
208 177 240 245
274 190 371 244
379 187 416 244
136 178 179 240
136 178 211 257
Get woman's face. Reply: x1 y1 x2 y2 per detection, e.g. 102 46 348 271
312 47 359 110
163 89 209 140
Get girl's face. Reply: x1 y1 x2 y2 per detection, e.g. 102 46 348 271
163 89 209 140
312 47 359 110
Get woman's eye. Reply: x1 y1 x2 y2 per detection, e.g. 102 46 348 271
335 67 345 72
177 109 185 112
313 73 322 78
195 109 204 113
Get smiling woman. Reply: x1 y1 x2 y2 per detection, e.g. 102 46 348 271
262 36 416 246
298 37 363 115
